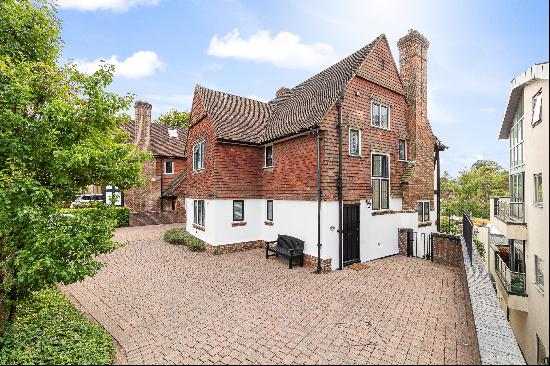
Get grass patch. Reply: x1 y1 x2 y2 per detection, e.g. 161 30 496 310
0 287 114 365
164 228 205 252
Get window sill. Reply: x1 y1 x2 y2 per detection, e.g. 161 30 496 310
263 166 274 170
232 221 247 227
192 169 205 174
418 221 432 228
264 220 274 226
532 119 542 127
398 159 408 163
371 209 392 216
534 203 543 208
348 154 362 158
370 125 391 131
164 172 175 175
193 224 205 231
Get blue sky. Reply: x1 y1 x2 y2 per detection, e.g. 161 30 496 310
57 0 549 176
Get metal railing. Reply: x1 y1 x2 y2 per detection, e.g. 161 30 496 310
494 251 527 295
495 198 525 223
463 211 473 264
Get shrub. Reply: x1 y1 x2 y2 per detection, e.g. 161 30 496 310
163 228 205 251
0 287 114 365
61 205 129 228
163 228 186 245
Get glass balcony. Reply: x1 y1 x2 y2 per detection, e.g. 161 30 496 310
495 197 525 223
494 249 527 295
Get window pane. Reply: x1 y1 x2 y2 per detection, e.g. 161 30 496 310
372 155 382 177
399 140 406 160
381 155 388 178
265 146 273 167
372 179 380 210
381 179 389 209
350 129 360 155
424 202 430 222
372 103 380 126
267 200 273 221
233 201 244 221
533 93 542 123
417 202 423 222
380 106 389 129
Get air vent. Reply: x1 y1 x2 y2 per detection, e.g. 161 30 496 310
168 129 178 138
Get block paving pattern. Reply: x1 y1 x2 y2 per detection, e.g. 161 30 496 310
61 225 478 365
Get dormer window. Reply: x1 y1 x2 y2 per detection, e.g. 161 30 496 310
265 145 274 168
168 128 178 138
372 102 390 130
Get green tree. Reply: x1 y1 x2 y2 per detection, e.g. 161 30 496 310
441 160 509 219
156 109 190 128
0 0 148 329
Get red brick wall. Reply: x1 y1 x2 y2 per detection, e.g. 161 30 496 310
124 159 161 213
262 134 318 200
319 76 409 202
156 157 186 193
213 143 263 198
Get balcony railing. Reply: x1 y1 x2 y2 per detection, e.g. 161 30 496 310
495 197 525 223
494 251 527 295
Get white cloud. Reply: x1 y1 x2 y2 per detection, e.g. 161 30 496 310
58 0 160 12
207 28 336 69
481 107 498 113
74 51 165 79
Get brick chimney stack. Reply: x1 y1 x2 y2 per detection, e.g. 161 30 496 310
134 101 152 151
397 29 430 161
397 29 435 210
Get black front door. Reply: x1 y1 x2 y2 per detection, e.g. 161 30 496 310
343 204 360 265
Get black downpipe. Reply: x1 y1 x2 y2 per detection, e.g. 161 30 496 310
336 90 344 270
435 147 441 232
316 130 322 274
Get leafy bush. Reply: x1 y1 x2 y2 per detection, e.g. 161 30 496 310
163 228 186 245
0 287 114 365
440 216 462 235
61 205 129 228
163 228 205 251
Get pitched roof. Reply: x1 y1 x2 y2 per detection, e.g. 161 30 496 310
264 36 380 142
123 122 188 157
195 35 383 144
196 86 271 144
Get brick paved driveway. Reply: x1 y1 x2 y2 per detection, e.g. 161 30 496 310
62 225 477 365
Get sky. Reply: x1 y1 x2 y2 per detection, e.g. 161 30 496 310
56 0 549 177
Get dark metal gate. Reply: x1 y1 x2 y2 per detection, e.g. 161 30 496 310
343 204 360 265
407 231 433 261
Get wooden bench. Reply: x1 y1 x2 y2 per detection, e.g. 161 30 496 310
265 234 305 269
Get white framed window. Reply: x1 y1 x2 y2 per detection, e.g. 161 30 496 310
532 89 543 126
398 139 407 161
535 255 544 292
265 145 274 168
534 173 543 207
371 101 390 130
193 141 205 171
372 154 389 210
349 128 361 156
233 200 244 222
417 201 430 223
266 200 273 221
164 161 174 175
509 95 524 169
193 200 205 227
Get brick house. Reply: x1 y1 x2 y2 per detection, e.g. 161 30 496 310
177 30 446 271
109 101 189 226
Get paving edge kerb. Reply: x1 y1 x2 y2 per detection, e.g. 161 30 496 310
459 236 526 365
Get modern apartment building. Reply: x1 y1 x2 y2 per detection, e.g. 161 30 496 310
489 62 548 365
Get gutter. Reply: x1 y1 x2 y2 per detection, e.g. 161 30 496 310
316 130 322 273
336 89 344 270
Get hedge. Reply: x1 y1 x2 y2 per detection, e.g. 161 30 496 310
163 228 205 252
62 205 129 228
0 287 114 365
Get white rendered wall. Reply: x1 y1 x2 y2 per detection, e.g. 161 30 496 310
185 197 436 270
